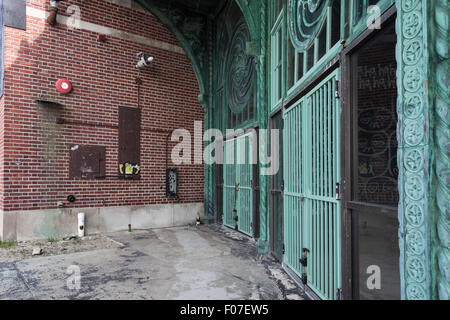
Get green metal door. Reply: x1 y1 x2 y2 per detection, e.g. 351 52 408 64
283 69 341 300
223 138 236 228
223 133 254 236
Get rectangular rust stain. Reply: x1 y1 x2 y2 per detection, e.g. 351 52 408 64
118 106 141 179
69 145 106 179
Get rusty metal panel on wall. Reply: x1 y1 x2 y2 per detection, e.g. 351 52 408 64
3 0 26 30
69 145 106 179
118 106 141 179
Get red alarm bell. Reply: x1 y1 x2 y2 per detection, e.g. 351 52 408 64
56 78 73 94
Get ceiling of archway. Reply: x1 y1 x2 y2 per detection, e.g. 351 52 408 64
149 0 225 17
135 0 254 106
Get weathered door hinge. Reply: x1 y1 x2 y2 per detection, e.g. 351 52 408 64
335 182 343 200
299 248 310 285
337 288 344 300
335 80 340 99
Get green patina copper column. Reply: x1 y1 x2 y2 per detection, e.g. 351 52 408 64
200 92 215 223
233 0 270 253
257 0 270 254
396 0 449 300
430 0 449 300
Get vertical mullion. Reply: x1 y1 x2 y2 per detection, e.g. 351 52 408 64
294 104 302 269
323 83 328 298
304 98 310 284
335 74 342 293
286 113 290 265
290 113 294 267
302 99 307 281
323 85 329 298
314 37 319 64
294 107 298 196
326 202 330 299
315 92 319 288
224 142 227 226
332 76 338 299
294 50 299 82
276 31 280 102
327 6 332 51
323 86 327 296
293 107 298 271
326 81 331 299
303 50 308 73
332 75 339 297
341 0 347 40
315 91 319 198
282 112 286 265
285 113 289 265
328 81 333 197
324 83 329 198
320 87 324 294
321 87 325 197
319 88 322 198
299 103 303 273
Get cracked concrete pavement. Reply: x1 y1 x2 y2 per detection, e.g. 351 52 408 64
0 225 306 300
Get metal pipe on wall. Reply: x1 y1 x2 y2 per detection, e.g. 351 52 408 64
47 0 60 26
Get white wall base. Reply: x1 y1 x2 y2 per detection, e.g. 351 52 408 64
0 203 204 241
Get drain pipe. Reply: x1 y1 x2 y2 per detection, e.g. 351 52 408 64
78 213 85 238
47 1 60 26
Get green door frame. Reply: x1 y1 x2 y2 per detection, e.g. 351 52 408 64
340 8 399 300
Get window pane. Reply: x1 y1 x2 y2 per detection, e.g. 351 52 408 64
278 29 283 63
287 40 295 89
353 210 401 300
306 46 314 71
353 23 398 206
277 28 283 100
331 0 341 46
278 65 283 100
297 52 304 81
318 22 327 60
275 0 283 18
353 0 364 26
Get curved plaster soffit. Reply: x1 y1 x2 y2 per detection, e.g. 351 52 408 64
134 0 209 111
135 0 262 113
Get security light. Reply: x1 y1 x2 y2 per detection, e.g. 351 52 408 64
136 52 154 68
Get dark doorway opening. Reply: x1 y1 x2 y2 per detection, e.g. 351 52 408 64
345 18 400 300
269 111 284 261
216 163 224 224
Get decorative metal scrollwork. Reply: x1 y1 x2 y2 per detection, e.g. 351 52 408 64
225 20 255 114
288 0 330 51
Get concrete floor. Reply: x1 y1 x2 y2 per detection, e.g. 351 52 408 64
0 225 305 300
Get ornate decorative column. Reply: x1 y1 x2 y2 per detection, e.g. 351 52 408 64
256 0 270 254
199 92 215 223
233 0 269 253
396 0 449 300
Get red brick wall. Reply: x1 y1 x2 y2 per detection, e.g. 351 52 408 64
1 0 204 211
0 95 4 210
